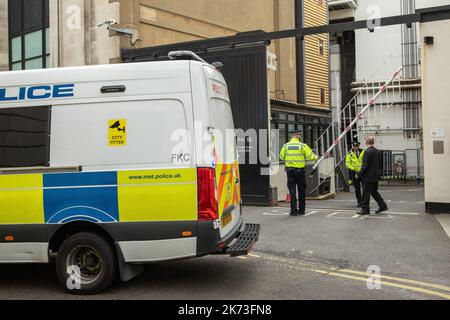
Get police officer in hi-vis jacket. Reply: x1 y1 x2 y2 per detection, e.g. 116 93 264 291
280 131 319 217
346 141 365 208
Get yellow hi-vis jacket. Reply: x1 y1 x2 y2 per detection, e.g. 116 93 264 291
280 138 319 169
346 149 365 173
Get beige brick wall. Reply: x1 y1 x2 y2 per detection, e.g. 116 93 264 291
139 0 274 44
138 0 299 103
273 0 297 102
0 0 8 71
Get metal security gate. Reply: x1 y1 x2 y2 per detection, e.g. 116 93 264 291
122 43 271 205
381 149 423 180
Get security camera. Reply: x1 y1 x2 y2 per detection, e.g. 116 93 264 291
97 19 118 28
97 18 142 46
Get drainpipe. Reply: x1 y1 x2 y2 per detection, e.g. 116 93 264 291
295 0 306 105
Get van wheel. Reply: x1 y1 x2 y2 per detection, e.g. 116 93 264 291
55 232 117 295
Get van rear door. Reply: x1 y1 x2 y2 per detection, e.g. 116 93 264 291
204 66 242 239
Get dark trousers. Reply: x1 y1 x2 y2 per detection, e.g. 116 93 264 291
361 181 386 212
351 172 362 205
287 168 307 214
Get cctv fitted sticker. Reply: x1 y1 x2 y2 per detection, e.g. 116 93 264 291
108 119 127 147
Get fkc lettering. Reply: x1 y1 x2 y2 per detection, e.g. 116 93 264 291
0 84 75 101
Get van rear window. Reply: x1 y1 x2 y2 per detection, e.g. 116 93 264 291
210 98 236 162
0 106 50 168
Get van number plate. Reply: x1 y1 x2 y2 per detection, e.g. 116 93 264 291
221 214 233 228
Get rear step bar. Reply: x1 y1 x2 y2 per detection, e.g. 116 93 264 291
226 223 261 257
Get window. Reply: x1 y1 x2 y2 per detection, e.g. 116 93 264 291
319 39 324 56
271 110 331 157
288 124 296 134
304 125 312 147
0 107 51 168
312 126 319 151
320 88 326 105
8 0 50 71
210 98 237 163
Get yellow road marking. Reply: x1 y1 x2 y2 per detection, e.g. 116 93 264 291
327 273 450 300
248 252 450 300
340 269 450 293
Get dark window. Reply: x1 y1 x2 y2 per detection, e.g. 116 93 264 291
8 0 50 71
320 88 326 105
23 0 44 31
288 114 296 122
288 124 296 134
0 107 51 168
304 125 312 147
312 125 319 151
271 110 329 151
278 123 287 141
319 39 324 56
8 0 22 36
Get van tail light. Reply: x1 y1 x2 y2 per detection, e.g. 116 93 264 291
197 168 219 221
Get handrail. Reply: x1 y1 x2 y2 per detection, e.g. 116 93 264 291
315 82 368 146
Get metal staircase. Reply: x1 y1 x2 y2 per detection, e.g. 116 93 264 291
311 67 403 193
354 78 403 140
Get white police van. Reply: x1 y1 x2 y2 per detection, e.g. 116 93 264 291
0 51 260 294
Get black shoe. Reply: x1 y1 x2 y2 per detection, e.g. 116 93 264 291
290 211 298 217
375 206 388 214
357 210 370 215
298 212 306 216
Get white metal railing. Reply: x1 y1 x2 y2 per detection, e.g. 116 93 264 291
311 66 404 193
315 82 368 169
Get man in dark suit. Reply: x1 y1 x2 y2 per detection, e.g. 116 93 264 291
358 136 388 215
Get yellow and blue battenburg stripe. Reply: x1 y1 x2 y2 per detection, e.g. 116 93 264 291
0 169 197 225
0 174 45 224
44 172 119 224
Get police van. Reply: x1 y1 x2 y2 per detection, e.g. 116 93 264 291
0 51 260 294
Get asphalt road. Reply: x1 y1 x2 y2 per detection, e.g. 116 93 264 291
0 186 449 300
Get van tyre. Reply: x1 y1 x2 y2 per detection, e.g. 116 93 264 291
56 232 117 295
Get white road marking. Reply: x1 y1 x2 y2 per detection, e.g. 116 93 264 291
263 211 289 216
306 208 421 216
359 215 394 220
326 212 360 219
304 211 317 217
328 199 424 205
264 207 422 217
